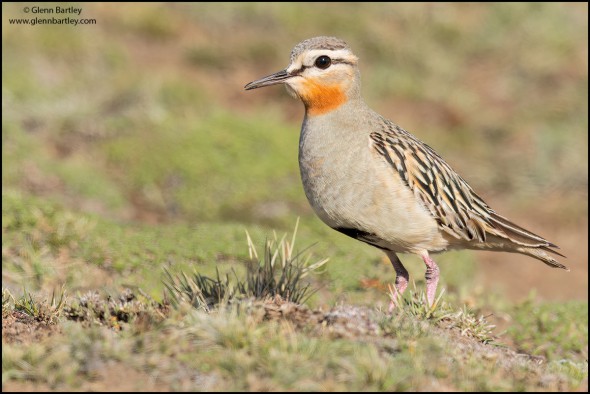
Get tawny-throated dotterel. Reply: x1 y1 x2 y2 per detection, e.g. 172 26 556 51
244 36 567 308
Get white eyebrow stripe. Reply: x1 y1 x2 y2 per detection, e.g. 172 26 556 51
303 49 358 66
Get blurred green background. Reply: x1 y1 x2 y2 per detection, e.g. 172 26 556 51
2 2 588 305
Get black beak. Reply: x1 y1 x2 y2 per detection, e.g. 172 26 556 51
244 69 291 90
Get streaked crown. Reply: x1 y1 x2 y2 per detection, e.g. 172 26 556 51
289 36 351 62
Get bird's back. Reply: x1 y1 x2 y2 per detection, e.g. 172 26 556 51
369 115 567 269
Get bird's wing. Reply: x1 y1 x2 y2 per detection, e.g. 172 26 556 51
369 123 560 251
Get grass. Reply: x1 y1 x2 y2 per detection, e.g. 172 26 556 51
2 288 65 325
386 287 497 344
164 220 329 310
14 291 66 325
2 284 586 391
1 215 587 390
2 2 587 391
509 298 588 363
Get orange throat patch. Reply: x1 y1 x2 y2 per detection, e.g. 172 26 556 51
299 79 347 116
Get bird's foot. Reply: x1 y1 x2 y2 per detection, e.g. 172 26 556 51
422 253 440 307
387 275 408 312
387 284 402 313
386 251 409 312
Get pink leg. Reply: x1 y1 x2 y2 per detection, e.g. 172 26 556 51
421 252 440 307
386 251 409 312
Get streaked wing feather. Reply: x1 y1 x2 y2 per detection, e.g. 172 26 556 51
369 120 559 252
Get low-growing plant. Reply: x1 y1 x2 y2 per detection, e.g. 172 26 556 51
164 219 328 311
442 305 497 344
3 287 66 324
386 284 497 344
163 268 234 311
63 288 167 330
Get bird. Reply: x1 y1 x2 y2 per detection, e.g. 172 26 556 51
244 36 568 308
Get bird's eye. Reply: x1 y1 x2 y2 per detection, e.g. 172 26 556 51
315 55 331 69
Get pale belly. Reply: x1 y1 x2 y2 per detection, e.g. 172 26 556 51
298 135 448 254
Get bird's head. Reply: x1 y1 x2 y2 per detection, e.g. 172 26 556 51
244 36 360 116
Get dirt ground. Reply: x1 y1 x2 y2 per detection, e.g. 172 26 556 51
3 298 584 392
2 310 61 344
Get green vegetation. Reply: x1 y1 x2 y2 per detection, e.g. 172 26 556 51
509 299 588 363
3 283 586 391
2 2 587 391
164 220 329 310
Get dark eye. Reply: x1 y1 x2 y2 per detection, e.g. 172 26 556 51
315 55 331 69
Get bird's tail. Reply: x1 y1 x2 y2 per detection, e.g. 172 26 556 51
488 212 569 271
516 246 569 271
